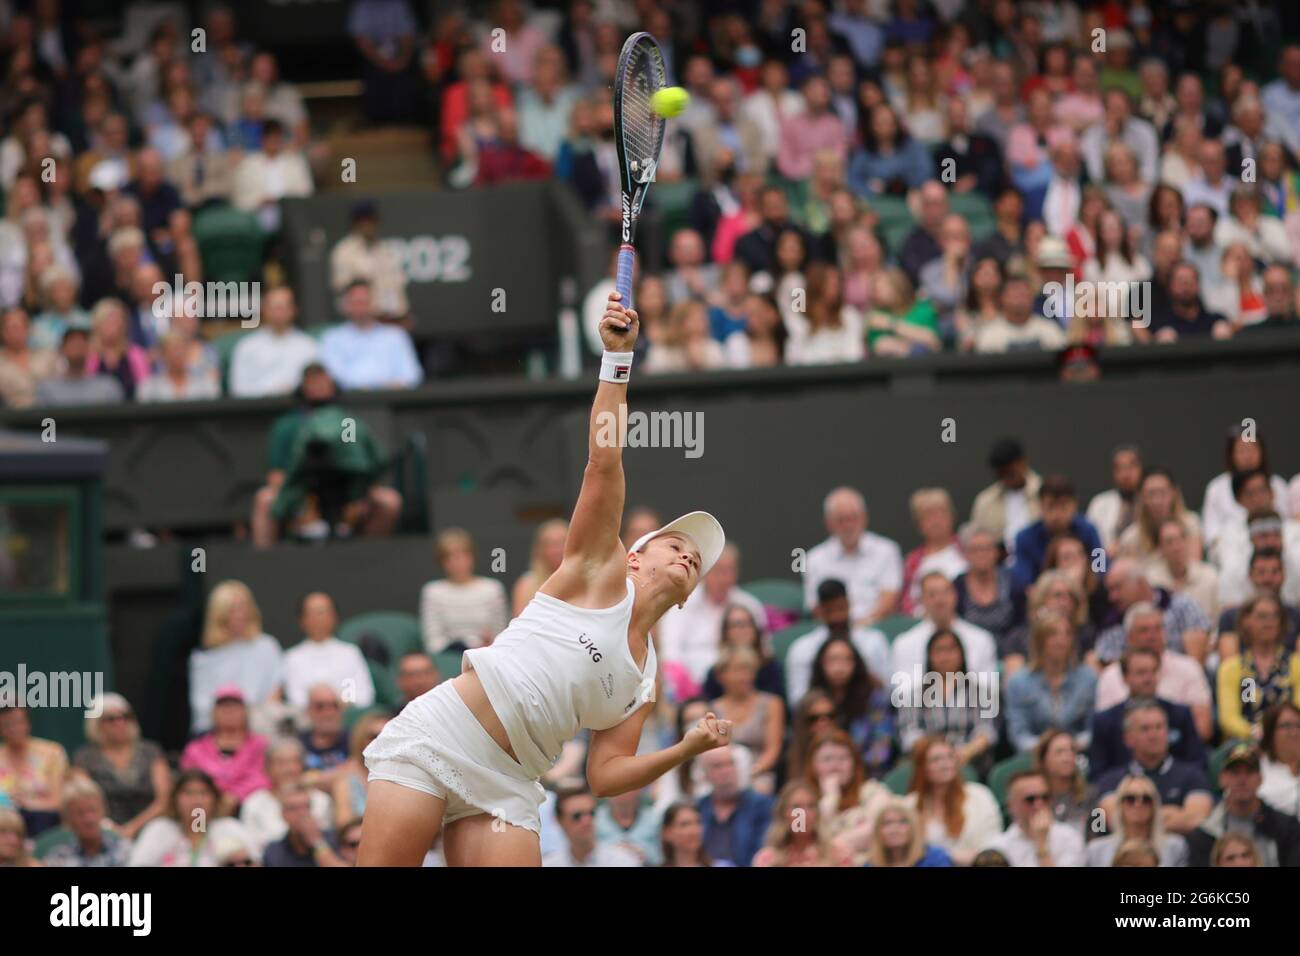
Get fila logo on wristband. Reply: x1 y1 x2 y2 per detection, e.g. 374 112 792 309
600 351 634 383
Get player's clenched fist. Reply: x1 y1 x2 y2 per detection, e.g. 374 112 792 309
683 711 733 756
599 291 639 352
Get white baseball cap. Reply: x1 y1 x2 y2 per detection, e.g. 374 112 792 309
88 159 128 192
629 511 726 578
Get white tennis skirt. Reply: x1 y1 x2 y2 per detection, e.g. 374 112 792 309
363 680 547 834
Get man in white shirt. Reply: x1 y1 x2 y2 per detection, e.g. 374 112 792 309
656 543 767 687
973 274 1067 354
229 286 320 398
985 771 1086 866
1081 89 1160 184
890 571 998 679
1086 444 1143 552
1215 499 1300 609
970 437 1042 549
1181 204 1224 288
662 228 720 308
230 119 313 230
1041 137 1083 238
786 578 890 704
1180 140 1233 219
541 785 640 867
328 201 410 321
803 486 902 626
281 592 376 711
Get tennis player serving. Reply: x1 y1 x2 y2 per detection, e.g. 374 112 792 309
359 291 733 866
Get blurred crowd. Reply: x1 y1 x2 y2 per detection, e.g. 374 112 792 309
7 420 1300 867
2 0 1300 411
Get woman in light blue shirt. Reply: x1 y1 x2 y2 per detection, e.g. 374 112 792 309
188 581 283 734
847 104 935 197
1005 610 1097 753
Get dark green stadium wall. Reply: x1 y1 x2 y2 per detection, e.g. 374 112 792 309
2 332 1298 614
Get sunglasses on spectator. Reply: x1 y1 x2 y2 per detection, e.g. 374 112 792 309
809 711 835 722
310 701 341 710
1276 721 1300 732
568 809 595 821
1121 793 1155 806
1021 792 1050 804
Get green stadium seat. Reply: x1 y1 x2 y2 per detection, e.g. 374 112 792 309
364 659 402 710
770 620 821 664
948 191 993 221
879 219 916 257
862 194 919 256
338 611 423 659
1208 739 1239 791
193 205 266 284
305 322 343 341
865 193 912 227
949 191 996 243
651 178 698 240
211 328 252 392
777 176 811 213
33 825 78 860
884 758 915 794
338 611 424 710
741 578 806 616
875 614 919 643
343 703 397 734
988 751 1035 810
434 648 463 679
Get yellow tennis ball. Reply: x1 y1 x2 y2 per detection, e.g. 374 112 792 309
651 86 690 118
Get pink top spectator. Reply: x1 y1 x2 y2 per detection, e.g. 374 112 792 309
179 732 272 803
711 210 757 264
1095 650 1212 712
1053 92 1104 131
480 26 548 87
776 113 848 181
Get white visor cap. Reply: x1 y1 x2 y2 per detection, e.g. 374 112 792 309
629 511 726 579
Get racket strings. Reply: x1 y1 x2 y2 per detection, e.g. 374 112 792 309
619 47 665 181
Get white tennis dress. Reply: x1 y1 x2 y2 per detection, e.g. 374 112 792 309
364 578 656 833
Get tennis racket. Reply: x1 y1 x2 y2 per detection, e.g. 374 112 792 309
611 31 667 327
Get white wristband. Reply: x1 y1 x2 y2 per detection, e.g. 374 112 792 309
600 350 634 384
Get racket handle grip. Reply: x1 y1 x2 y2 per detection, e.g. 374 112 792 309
615 243 636 316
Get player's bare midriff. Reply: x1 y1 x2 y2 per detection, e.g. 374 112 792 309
451 670 521 765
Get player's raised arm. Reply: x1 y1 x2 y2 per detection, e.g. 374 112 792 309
562 291 639 575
